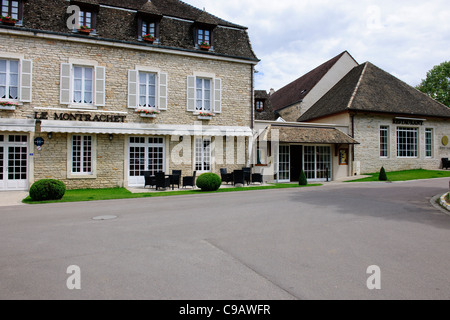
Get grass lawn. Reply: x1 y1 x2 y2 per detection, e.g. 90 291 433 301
347 169 450 182
22 183 322 204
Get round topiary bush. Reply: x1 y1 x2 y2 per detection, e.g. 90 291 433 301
196 173 222 191
29 179 66 201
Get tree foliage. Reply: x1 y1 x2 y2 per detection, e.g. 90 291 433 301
416 61 450 107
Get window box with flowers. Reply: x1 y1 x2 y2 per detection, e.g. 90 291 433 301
199 42 211 51
0 101 19 110
77 25 92 35
143 34 155 44
1 15 17 26
137 108 160 118
197 112 214 120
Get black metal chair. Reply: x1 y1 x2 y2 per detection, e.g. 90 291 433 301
220 168 233 184
171 170 182 189
155 172 170 190
183 171 196 188
144 171 156 189
233 170 245 186
442 158 450 170
242 167 251 185
252 173 263 184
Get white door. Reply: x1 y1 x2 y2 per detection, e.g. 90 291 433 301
0 134 29 191
128 136 165 187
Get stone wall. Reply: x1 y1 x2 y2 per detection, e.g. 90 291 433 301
354 114 450 174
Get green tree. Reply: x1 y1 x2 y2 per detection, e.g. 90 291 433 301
378 167 388 181
416 61 450 107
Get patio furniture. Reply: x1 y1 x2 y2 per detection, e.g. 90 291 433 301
155 172 170 190
442 158 450 170
183 171 196 188
220 168 233 184
171 170 182 189
242 167 251 185
252 173 263 184
144 171 156 189
233 170 245 186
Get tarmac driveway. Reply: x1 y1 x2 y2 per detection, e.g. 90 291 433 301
0 179 449 300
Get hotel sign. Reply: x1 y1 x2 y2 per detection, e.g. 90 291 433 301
393 118 424 126
35 112 126 123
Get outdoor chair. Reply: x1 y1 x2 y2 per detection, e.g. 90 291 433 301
233 170 245 186
220 168 233 184
242 167 251 185
252 173 263 185
144 171 156 189
442 158 450 170
171 170 182 189
155 172 170 190
183 171 196 188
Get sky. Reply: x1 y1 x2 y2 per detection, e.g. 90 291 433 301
187 0 450 92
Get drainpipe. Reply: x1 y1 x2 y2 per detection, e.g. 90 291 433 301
351 114 355 176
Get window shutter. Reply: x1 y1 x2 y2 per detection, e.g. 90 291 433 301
20 59 33 103
128 69 138 108
187 75 196 112
94 66 106 107
214 78 222 113
158 72 168 110
60 63 72 105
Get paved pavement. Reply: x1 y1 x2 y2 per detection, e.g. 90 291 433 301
0 191 27 207
0 178 449 300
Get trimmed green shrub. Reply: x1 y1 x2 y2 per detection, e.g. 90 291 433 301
196 173 222 191
379 167 388 181
29 179 66 201
299 170 308 186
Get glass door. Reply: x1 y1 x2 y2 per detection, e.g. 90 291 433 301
0 135 28 190
278 145 290 182
303 145 332 181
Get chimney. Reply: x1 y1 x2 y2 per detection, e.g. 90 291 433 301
269 88 275 96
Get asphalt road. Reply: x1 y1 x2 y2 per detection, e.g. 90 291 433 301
0 179 449 300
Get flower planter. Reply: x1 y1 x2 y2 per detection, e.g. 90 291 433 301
78 29 92 35
198 116 212 120
1 19 16 26
143 38 155 44
200 45 210 51
0 102 18 110
139 113 157 118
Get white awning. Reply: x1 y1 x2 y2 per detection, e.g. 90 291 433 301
39 120 253 137
0 119 36 133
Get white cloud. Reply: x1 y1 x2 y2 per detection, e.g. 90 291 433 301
187 0 450 90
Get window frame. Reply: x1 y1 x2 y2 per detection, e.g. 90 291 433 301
379 125 389 158
0 58 19 102
195 137 212 173
67 134 97 179
255 99 264 112
195 77 212 112
138 71 158 108
72 65 94 106
1 0 24 25
195 27 213 48
396 127 419 158
139 19 159 41
425 128 434 159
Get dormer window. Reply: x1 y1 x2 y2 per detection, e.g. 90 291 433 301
79 10 93 29
139 19 159 42
256 100 264 112
69 1 98 33
1 0 24 25
197 28 211 46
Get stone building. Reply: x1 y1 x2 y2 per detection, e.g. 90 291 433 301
0 0 259 190
256 54 450 183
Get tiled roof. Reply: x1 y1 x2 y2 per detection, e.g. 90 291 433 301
266 125 359 144
269 51 348 111
299 62 450 121
15 0 257 61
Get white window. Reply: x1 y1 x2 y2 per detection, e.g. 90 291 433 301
196 78 211 111
187 75 221 114
60 63 105 108
128 69 168 110
0 58 32 105
397 127 418 158
380 126 389 158
425 128 434 158
139 72 157 108
72 135 93 174
195 137 211 172
73 66 93 105
0 59 19 101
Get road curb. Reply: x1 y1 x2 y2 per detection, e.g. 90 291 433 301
430 193 450 216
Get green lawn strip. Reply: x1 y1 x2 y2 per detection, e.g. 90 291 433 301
346 169 450 182
22 183 322 204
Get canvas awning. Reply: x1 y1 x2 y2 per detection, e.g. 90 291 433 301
39 120 253 137
0 119 36 133
263 125 359 144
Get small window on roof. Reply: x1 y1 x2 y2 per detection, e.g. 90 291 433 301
255 100 264 112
